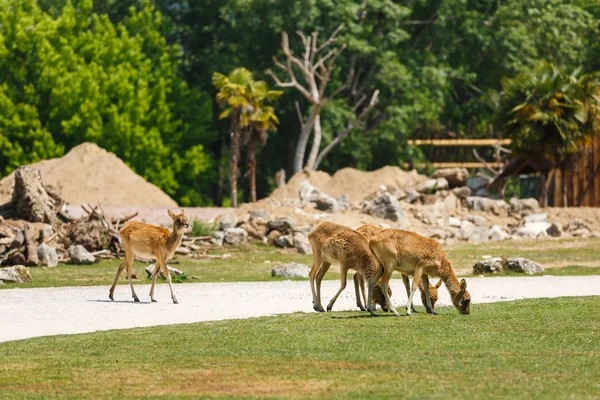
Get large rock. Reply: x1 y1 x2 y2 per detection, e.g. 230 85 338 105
68 245 97 264
211 231 225 246
506 257 544 275
443 192 458 210
509 198 540 216
448 217 462 228
458 220 476 241
274 234 294 248
223 228 248 245
250 209 269 222
546 222 563 237
466 197 508 216
0 265 33 283
405 188 421 203
11 166 59 225
473 258 504 274
468 226 490 244
37 243 58 267
145 264 185 279
489 225 509 241
298 180 339 212
467 175 492 194
467 215 489 227
267 217 296 233
271 262 310 279
418 178 449 193
432 168 469 187
293 232 312 254
240 220 268 240
362 192 405 222
452 186 472 199
515 222 552 238
523 213 548 223
219 214 237 231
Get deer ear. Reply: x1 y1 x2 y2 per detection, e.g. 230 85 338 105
435 279 443 289
168 210 176 219
181 209 185 215
460 279 467 291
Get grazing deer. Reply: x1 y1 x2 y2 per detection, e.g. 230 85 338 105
109 210 189 304
357 224 443 313
308 221 383 315
352 272 392 312
369 229 471 316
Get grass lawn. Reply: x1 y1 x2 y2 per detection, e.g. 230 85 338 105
1 237 599 290
0 297 598 399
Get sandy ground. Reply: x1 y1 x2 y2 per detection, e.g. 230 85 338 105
1 276 599 343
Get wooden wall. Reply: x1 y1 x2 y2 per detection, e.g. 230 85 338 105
552 136 600 207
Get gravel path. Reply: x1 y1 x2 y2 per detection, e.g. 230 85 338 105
2 275 599 343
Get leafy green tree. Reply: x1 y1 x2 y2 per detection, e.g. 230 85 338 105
497 62 600 205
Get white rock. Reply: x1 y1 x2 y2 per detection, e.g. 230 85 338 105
448 217 462 228
523 213 548 223
271 262 310 279
489 225 509 241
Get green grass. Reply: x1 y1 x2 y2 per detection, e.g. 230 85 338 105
0 297 598 399
1 238 599 290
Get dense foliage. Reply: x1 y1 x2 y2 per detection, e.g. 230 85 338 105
1 0 599 205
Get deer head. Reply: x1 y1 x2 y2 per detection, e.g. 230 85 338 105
168 209 189 231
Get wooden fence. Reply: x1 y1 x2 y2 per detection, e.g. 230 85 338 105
552 136 600 207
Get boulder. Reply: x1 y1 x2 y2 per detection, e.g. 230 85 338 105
467 175 492 194
452 186 472 199
567 219 588 232
418 178 449 193
271 262 310 279
523 213 548 223
362 192 405 222
219 214 237 231
443 192 458 210
467 215 489 227
405 188 421 203
506 257 544 275
298 180 339 212
546 222 563 237
448 217 462 228
489 225 509 241
10 230 25 249
211 231 225 246
68 245 97 264
432 168 469 187
267 230 283 244
240 220 268 240
37 243 58 267
0 265 33 283
223 228 248 245
473 258 504 274
515 222 552 238
293 232 312 254
458 220 476 241
466 197 508 216
274 234 294 248
250 209 269 222
509 198 540 216
267 217 296 233
468 226 490 244
145 264 185 279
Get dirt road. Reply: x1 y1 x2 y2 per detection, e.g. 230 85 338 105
1 275 599 343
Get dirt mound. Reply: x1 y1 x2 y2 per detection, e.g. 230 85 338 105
269 166 427 202
0 143 177 207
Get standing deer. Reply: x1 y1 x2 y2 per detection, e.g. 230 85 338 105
109 210 189 304
369 229 471 316
308 221 383 315
356 224 443 313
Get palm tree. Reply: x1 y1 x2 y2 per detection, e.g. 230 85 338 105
497 62 600 206
242 81 282 202
212 68 254 207
213 69 282 205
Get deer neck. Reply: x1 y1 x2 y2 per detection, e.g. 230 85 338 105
441 262 462 305
166 228 183 253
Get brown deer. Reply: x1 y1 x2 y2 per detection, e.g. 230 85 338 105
308 221 383 315
351 272 392 312
356 224 443 313
109 210 189 304
369 229 471 316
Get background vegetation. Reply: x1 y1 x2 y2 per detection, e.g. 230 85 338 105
1 0 600 205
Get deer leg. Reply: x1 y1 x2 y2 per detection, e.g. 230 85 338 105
422 275 437 315
125 254 139 302
314 261 331 312
353 273 366 311
149 263 161 302
402 273 417 313
108 261 127 301
327 264 349 312
380 267 399 317
407 267 425 316
309 252 323 311
366 264 384 317
158 258 178 304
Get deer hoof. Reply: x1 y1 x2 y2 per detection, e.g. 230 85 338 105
109 293 114 301
151 298 157 303
133 297 140 303
326 304 333 312
173 299 179 304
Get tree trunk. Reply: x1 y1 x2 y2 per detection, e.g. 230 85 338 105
229 111 241 208
9 166 60 226
305 114 322 170
539 170 548 208
561 161 567 207
293 105 320 174
24 223 39 267
247 140 257 203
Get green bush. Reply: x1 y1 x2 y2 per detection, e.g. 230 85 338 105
191 219 217 237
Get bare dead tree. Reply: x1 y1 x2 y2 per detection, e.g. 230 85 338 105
267 25 379 173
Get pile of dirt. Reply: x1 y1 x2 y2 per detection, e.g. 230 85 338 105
0 143 177 207
269 166 427 202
